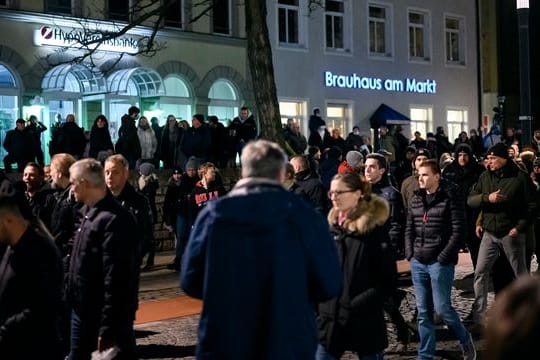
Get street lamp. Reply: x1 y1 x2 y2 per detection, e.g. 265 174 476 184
516 0 532 146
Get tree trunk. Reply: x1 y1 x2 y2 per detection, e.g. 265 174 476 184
244 0 285 146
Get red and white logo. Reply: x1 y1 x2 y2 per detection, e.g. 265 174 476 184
40 26 53 39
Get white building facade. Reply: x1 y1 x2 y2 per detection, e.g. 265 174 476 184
267 0 479 142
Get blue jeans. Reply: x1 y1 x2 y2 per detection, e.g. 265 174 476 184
410 258 469 360
69 310 136 360
315 344 384 360
175 214 191 261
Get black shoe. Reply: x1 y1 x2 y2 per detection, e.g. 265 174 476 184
166 261 179 271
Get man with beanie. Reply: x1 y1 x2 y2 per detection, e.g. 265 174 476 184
467 142 536 327
400 148 431 210
338 150 364 174
443 144 484 269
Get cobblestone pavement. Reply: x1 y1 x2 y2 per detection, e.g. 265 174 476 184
136 254 515 359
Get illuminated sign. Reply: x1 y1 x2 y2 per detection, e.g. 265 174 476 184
34 26 139 54
324 71 437 94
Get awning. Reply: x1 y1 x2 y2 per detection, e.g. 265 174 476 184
41 63 107 94
107 67 165 97
369 103 410 129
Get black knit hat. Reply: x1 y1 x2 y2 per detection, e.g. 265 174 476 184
414 148 431 161
455 143 473 157
487 142 509 159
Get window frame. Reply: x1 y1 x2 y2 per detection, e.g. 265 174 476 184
444 13 467 67
164 0 184 29
409 105 433 137
324 0 352 54
45 0 73 15
212 0 232 36
276 0 308 50
107 0 131 22
446 106 469 141
407 7 431 64
367 2 394 60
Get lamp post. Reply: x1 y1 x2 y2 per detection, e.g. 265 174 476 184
516 0 532 146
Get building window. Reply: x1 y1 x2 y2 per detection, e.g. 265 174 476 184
408 9 430 62
213 0 231 35
278 0 299 45
208 79 239 126
368 3 392 57
325 0 346 50
326 103 350 139
410 106 433 137
0 65 19 170
45 0 72 14
165 0 183 28
108 0 130 22
0 0 7 7
447 108 468 141
279 100 307 131
445 15 466 65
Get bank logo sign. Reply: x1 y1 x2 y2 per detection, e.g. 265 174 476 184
34 26 139 54
324 71 437 94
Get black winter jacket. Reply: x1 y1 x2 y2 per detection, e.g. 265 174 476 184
67 194 139 341
0 226 63 359
318 195 395 358
371 178 406 259
291 170 328 214
405 186 464 265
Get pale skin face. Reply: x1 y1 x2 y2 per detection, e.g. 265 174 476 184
203 167 216 183
23 165 43 191
458 152 469 167
364 158 385 184
96 119 106 128
414 155 429 171
240 109 249 120
104 162 129 194
487 155 507 171
329 179 362 214
418 166 440 194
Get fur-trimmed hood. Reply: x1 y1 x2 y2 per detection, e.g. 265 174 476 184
327 194 389 234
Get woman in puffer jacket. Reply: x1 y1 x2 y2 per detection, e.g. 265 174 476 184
137 116 157 167
317 171 396 360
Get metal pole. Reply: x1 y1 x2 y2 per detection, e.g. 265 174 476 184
517 1 532 147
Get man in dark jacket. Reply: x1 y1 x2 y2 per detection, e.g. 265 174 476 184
405 159 476 360
467 142 536 326
181 114 211 161
290 155 328 213
67 158 139 359
364 153 410 352
181 140 342 359
229 106 257 158
116 106 141 169
104 154 153 267
283 118 308 155
25 115 47 167
0 183 63 360
56 114 87 159
3 119 33 173
442 143 484 269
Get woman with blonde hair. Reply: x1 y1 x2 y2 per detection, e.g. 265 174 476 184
137 115 157 168
317 171 396 360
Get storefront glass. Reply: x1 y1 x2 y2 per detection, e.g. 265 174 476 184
0 65 19 168
208 79 238 126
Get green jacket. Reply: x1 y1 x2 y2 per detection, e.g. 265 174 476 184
467 160 536 237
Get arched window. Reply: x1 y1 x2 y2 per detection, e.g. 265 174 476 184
157 75 192 124
0 64 19 168
208 79 239 125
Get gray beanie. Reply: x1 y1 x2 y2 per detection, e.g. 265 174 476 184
138 162 155 176
346 150 364 168
185 156 199 171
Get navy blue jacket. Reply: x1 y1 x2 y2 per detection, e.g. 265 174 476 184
67 194 139 342
182 178 342 360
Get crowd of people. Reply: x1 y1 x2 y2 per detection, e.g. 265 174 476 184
2 104 540 359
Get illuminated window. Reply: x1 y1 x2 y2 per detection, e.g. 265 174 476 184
165 0 183 29
0 64 19 169
368 3 392 58
213 0 231 35
279 100 306 131
208 80 239 125
445 15 466 65
408 9 431 62
447 108 468 141
326 103 349 138
160 76 192 124
410 106 433 137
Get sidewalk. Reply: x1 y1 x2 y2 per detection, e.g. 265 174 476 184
135 252 489 359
